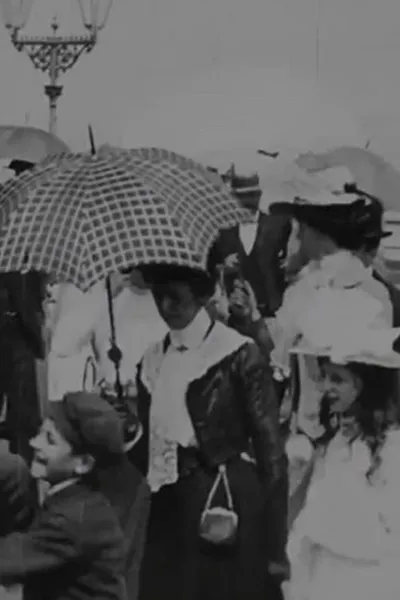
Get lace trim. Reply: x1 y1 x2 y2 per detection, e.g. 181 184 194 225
139 323 250 492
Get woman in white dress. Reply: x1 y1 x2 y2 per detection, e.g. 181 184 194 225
285 288 400 600
48 270 166 399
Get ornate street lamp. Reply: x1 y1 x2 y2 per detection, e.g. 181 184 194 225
0 0 113 135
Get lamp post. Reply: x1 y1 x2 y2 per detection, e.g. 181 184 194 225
0 0 113 135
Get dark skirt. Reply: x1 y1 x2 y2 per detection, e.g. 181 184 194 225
138 457 283 600
97 457 151 600
0 333 41 465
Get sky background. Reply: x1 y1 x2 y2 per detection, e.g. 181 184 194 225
1 0 400 164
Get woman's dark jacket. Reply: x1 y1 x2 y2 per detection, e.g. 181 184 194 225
0 271 45 359
133 339 289 573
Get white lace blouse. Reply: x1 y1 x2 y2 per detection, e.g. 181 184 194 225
139 310 250 493
287 428 400 599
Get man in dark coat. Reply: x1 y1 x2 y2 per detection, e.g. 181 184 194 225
213 167 291 327
350 193 400 326
373 269 400 326
0 270 45 463
0 160 46 464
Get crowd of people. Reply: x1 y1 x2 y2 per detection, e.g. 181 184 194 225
0 153 399 600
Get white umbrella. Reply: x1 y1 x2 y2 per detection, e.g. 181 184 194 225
295 147 400 211
255 156 348 211
193 150 345 213
123 66 366 165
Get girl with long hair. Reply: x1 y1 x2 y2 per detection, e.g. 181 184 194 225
285 289 400 600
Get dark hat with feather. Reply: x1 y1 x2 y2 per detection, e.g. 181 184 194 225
270 186 390 250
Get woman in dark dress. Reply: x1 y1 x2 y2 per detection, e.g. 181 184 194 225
0 270 45 463
130 261 289 600
0 160 46 464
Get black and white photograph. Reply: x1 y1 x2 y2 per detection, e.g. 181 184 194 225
0 1 399 599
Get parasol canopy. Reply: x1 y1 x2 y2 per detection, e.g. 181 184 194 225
0 146 245 291
0 125 70 164
295 146 400 211
215 153 355 213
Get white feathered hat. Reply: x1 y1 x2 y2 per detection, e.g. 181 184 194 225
290 287 400 368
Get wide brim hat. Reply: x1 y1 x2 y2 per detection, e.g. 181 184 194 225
230 172 261 195
219 163 262 195
343 183 392 241
292 329 400 369
289 286 400 368
292 162 392 240
8 159 36 175
270 189 391 243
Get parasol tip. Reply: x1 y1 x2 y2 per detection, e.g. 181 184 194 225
88 125 96 156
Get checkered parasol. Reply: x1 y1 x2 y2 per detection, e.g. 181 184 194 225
0 146 246 291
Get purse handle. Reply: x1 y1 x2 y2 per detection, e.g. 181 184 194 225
203 465 234 512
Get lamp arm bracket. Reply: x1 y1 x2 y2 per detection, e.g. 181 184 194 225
12 36 96 76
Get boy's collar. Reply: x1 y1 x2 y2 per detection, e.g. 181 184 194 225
46 477 80 499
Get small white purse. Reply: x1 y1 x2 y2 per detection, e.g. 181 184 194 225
199 464 239 546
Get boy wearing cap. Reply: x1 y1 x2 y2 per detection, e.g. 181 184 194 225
0 392 127 600
0 159 46 466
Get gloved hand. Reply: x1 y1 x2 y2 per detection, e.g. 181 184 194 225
229 279 261 322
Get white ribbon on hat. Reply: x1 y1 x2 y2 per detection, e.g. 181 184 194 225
295 189 361 207
330 328 400 366
295 155 356 191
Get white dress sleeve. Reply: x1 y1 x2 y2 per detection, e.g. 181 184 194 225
50 282 107 356
371 430 400 594
48 282 104 399
305 439 387 557
378 430 400 552
268 277 312 374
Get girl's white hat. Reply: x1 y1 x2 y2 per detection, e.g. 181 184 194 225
290 287 400 368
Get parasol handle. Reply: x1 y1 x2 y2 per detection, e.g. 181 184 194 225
288 354 301 434
105 276 123 399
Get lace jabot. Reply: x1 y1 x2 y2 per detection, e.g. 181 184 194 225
139 317 250 492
